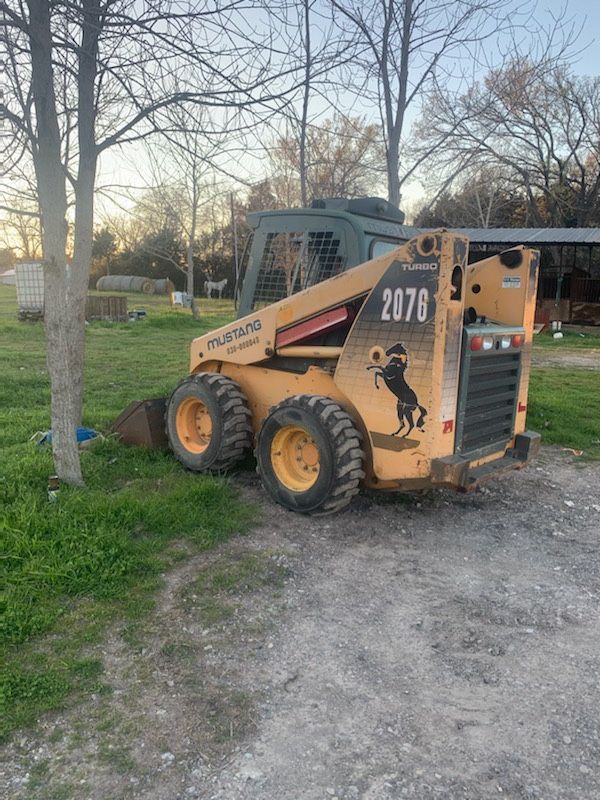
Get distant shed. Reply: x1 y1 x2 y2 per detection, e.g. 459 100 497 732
0 268 16 285
450 227 600 326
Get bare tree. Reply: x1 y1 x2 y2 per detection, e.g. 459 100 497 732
416 60 600 227
0 186 42 260
414 167 520 227
122 181 222 304
0 0 299 484
270 114 384 205
297 0 312 207
330 0 522 207
267 0 353 206
104 177 237 293
143 105 233 317
0 162 42 258
91 227 116 277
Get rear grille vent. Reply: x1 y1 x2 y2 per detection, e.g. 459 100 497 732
456 351 521 454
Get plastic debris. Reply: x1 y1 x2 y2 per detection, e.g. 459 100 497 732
32 427 100 447
47 475 59 502
128 309 147 321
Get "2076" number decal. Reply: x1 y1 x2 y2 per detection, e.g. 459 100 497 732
381 287 429 323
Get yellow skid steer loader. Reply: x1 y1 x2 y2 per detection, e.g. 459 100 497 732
163 200 540 514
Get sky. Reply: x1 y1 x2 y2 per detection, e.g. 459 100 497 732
543 0 599 75
94 0 600 222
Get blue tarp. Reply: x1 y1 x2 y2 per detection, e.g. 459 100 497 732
37 427 99 446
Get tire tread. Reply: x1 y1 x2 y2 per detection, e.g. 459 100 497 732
257 394 365 515
166 373 252 472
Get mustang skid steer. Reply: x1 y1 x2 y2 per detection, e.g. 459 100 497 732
164 199 541 514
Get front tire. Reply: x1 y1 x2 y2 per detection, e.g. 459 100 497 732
256 395 365 514
166 373 252 471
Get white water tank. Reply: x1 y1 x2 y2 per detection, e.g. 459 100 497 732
16 262 44 319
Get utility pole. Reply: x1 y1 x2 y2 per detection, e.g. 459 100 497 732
230 192 240 306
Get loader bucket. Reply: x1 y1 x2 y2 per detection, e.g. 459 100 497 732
110 398 168 448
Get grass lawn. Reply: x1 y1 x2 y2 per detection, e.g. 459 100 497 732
0 285 254 740
532 328 600 350
0 283 599 739
529 331 600 458
527 367 600 457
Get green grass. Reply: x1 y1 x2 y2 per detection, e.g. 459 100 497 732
0 288 235 446
530 321 600 459
528 367 600 458
533 329 600 350
1 283 599 738
515 328 600 457
0 285 252 740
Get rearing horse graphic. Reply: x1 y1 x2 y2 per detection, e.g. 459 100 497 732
367 342 427 437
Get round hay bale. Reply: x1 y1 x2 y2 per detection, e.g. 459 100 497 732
95 275 158 294
154 278 174 295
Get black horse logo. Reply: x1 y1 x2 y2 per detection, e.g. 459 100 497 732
367 343 427 437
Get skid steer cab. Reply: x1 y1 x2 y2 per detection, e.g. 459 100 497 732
165 201 541 514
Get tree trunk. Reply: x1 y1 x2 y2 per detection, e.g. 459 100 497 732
383 0 411 209
188 182 199 319
186 243 199 319
67 0 101 446
70 167 96 425
28 0 83 484
299 0 311 207
44 221 83 484
387 137 401 208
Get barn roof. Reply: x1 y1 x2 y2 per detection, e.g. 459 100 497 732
248 204 600 247
446 227 600 246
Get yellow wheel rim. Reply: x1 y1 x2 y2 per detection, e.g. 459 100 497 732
175 397 213 454
271 425 320 491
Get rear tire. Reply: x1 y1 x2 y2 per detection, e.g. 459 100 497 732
256 395 365 514
166 373 252 471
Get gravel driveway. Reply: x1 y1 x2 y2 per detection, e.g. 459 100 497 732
2 448 600 800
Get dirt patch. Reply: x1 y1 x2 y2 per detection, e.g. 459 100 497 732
2 448 600 800
532 347 600 370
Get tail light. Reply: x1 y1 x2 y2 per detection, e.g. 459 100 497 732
471 333 524 350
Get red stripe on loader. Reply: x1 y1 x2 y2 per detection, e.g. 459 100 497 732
276 306 353 348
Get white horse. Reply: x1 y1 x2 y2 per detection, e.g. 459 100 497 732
204 278 228 298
